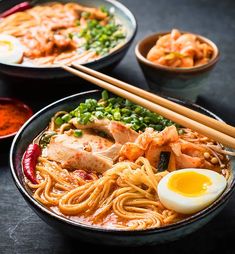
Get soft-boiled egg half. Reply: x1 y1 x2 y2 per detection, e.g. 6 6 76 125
0 34 24 64
158 168 227 214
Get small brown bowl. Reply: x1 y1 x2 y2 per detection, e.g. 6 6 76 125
135 31 220 101
0 97 33 141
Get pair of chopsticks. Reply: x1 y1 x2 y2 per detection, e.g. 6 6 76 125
61 63 235 149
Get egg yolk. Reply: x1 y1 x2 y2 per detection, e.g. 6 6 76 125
168 171 212 197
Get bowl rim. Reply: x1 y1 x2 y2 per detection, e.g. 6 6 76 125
0 0 137 70
0 97 33 140
135 30 220 73
9 90 235 235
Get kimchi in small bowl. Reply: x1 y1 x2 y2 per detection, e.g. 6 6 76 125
135 30 220 102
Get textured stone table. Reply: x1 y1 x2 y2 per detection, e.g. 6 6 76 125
0 0 235 253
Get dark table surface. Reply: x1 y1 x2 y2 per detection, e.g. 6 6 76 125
0 0 235 253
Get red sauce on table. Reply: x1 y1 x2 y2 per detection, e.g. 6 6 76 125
0 101 32 137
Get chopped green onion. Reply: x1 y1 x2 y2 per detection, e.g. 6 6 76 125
144 116 151 123
39 131 56 148
74 129 83 137
121 108 131 115
95 111 104 119
106 113 113 120
77 14 125 56
131 123 141 131
153 125 164 131
102 90 109 100
113 111 121 121
100 6 109 15
55 117 63 126
80 112 92 125
123 116 132 123
68 90 177 132
125 100 132 107
96 106 104 111
62 114 72 122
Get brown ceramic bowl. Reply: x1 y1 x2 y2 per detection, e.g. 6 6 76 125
135 31 220 101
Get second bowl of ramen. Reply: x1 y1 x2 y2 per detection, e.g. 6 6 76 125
10 90 235 246
0 0 137 78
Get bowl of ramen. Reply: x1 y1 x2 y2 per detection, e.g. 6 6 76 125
0 0 137 78
135 29 220 101
10 90 235 246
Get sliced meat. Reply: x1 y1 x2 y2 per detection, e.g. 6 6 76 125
70 118 112 137
70 118 139 144
47 142 113 173
47 142 77 163
52 130 113 152
63 151 113 173
96 143 122 161
109 121 139 144
46 119 140 172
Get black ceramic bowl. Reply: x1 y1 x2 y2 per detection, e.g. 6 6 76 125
0 0 137 79
10 90 235 246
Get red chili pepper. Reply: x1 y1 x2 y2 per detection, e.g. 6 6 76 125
0 2 32 18
22 143 41 184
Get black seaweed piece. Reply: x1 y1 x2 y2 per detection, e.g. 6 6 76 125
158 151 171 171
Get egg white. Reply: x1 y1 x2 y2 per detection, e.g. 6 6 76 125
0 34 24 64
157 168 227 214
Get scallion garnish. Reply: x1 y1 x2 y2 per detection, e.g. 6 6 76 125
70 91 176 132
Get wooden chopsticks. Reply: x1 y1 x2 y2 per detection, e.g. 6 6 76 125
61 64 235 149
71 63 235 138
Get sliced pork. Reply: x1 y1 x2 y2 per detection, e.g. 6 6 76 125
70 118 139 144
47 142 113 173
46 119 139 173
